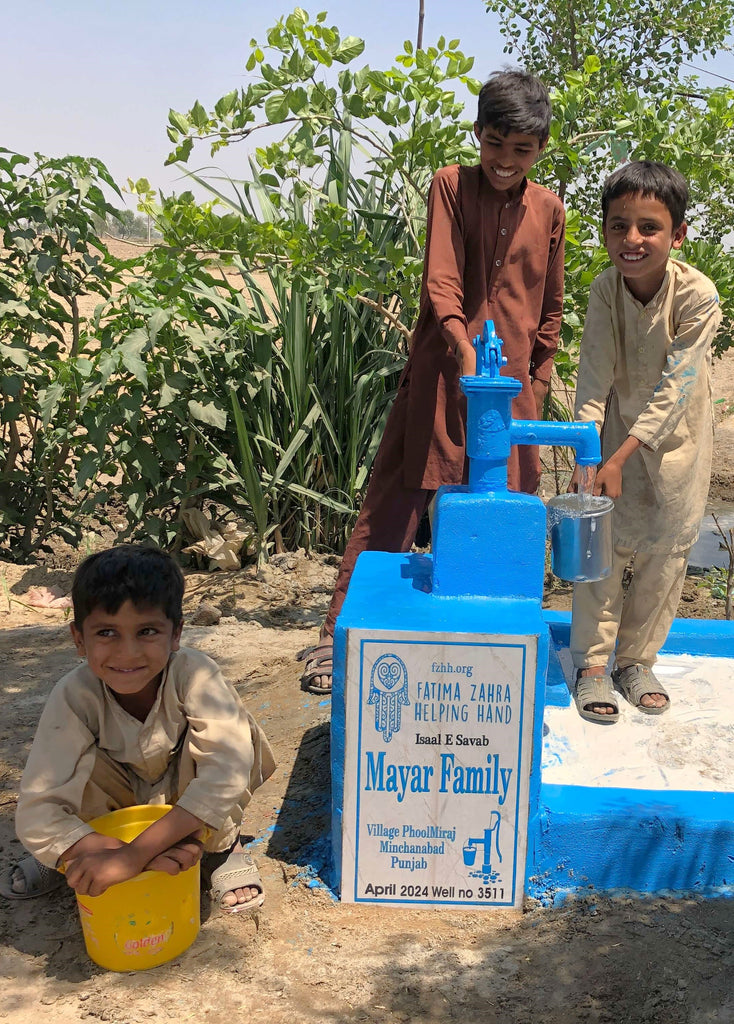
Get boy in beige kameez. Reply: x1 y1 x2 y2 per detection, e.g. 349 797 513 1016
569 161 721 723
1 545 275 911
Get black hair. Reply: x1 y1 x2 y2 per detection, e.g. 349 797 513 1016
476 70 552 141
72 544 185 628
601 160 689 229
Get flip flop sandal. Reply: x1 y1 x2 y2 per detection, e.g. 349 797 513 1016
0 856 65 900
297 641 333 695
573 672 620 724
613 664 670 715
209 849 264 914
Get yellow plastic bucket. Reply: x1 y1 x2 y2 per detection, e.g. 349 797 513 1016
75 805 200 972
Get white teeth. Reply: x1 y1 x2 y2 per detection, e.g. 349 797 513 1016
621 253 645 261
493 168 515 177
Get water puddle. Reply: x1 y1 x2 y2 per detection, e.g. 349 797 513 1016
689 501 734 571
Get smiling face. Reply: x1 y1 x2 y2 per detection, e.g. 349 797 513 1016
473 124 546 192
70 599 182 712
603 192 687 303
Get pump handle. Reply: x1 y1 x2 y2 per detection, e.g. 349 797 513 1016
473 319 507 379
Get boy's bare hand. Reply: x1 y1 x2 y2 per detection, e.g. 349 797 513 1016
60 831 126 871
567 465 582 493
569 460 622 498
64 845 147 897
63 832 202 895
145 838 203 875
595 460 623 499
531 378 549 418
456 341 476 376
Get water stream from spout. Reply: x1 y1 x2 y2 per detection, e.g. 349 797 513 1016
577 465 599 562
577 464 597 510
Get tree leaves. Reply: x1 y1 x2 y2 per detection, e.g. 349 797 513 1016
334 36 365 63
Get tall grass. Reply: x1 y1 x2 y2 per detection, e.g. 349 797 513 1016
174 130 422 558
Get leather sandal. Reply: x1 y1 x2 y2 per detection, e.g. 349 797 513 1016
297 639 333 695
208 847 264 914
0 856 65 900
573 671 620 724
613 664 670 715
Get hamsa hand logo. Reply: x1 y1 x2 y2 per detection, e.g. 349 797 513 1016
367 653 410 742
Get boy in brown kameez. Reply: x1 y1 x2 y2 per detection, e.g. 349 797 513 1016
300 70 565 693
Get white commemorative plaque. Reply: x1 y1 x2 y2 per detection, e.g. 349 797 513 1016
341 629 537 908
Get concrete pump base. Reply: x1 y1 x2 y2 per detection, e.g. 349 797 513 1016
530 613 734 904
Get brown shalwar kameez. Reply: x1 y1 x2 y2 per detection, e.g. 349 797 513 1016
324 163 565 633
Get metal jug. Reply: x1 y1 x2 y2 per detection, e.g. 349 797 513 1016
547 493 613 583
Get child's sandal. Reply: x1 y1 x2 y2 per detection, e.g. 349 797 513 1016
0 856 65 900
208 849 264 914
613 665 670 714
573 671 620 724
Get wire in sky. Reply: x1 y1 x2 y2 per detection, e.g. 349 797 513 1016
681 62 734 86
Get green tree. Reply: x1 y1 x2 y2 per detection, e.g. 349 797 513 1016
163 6 733 360
485 0 732 94
485 0 734 353
0 150 128 556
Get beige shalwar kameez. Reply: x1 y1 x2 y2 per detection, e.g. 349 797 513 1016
15 647 276 868
570 259 721 669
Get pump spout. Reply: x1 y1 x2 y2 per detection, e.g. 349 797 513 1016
510 419 601 467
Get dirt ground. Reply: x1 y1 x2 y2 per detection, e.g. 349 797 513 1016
0 328 733 1023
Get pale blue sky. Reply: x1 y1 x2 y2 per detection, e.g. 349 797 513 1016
3 1 732 204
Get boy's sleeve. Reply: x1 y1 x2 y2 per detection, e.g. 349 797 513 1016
573 280 616 431
174 654 275 830
423 168 470 355
629 289 721 450
15 682 100 867
531 203 566 384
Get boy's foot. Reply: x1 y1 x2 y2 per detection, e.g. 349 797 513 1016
206 842 264 913
297 637 333 694
0 856 65 900
573 667 619 724
613 664 670 714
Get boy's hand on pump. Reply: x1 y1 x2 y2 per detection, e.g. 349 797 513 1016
456 340 476 376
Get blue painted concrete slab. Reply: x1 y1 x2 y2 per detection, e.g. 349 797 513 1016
530 784 734 903
532 612 734 904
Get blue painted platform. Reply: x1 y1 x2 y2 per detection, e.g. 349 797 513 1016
331 550 734 904
531 611 734 904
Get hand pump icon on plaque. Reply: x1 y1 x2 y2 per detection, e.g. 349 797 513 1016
463 810 503 884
